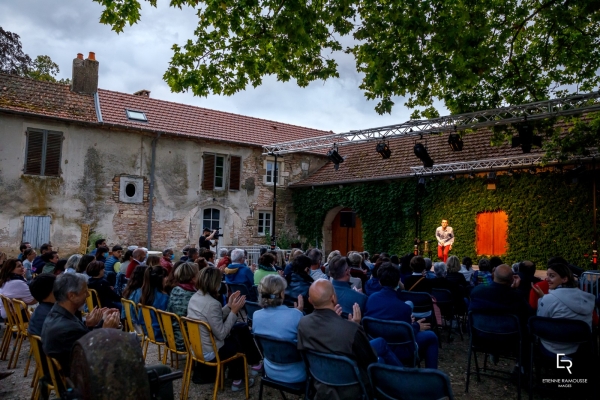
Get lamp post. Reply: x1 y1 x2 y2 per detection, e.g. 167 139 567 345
269 152 278 250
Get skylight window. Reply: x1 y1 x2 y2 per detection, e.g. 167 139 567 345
126 109 148 122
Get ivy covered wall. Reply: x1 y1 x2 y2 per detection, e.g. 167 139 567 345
291 172 595 269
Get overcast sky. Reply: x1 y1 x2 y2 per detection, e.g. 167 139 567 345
1 0 442 134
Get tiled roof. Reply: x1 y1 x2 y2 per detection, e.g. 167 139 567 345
291 128 546 186
0 73 97 123
97 89 332 147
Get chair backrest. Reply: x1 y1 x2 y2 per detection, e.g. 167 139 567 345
156 309 185 353
254 334 302 366
47 356 67 396
528 316 591 346
303 350 367 396
89 289 101 308
362 317 418 366
11 298 30 333
121 298 139 333
469 311 520 336
180 317 219 363
397 291 433 314
431 288 453 304
579 271 600 297
0 294 16 327
227 283 250 297
368 364 454 400
244 301 262 324
28 334 50 378
138 303 164 343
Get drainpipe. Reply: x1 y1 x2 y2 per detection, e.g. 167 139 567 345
147 133 161 248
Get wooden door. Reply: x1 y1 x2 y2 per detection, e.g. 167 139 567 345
331 209 364 254
476 211 508 255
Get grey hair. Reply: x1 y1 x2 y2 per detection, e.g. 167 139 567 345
54 273 88 302
306 248 322 265
433 262 447 278
258 274 287 308
347 251 363 266
326 250 341 264
446 256 461 273
219 248 229 257
65 254 82 271
231 248 245 263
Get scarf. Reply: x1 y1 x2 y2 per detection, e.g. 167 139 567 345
10 273 26 282
177 282 197 292
258 264 276 272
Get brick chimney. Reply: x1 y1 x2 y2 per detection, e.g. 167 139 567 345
133 89 151 97
71 52 99 94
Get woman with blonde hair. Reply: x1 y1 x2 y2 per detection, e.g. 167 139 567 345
146 255 161 268
445 255 467 286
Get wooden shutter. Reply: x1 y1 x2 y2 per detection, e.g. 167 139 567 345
476 211 508 255
44 132 62 176
25 130 44 175
229 156 241 191
202 154 215 190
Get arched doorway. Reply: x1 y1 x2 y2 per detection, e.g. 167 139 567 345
330 208 364 254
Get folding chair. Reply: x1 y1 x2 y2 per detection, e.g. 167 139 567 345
138 304 167 362
46 356 67 399
432 288 463 342
362 317 419 367
156 309 188 369
528 316 593 400
28 334 58 400
397 290 441 346
368 363 454 400
0 294 18 361
302 350 369 400
9 298 32 372
180 317 249 400
121 298 145 346
466 311 522 399
244 301 262 327
227 283 258 302
253 334 308 400
86 288 101 309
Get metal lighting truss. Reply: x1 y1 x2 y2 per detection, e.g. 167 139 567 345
263 91 600 155
410 151 600 176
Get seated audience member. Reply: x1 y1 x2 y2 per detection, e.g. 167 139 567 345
470 258 493 287
41 251 59 274
146 255 161 268
94 246 109 263
120 250 133 275
489 256 504 271
252 275 305 383
22 248 36 281
187 248 200 264
424 258 436 279
390 254 401 268
32 243 52 274
86 261 122 310
403 256 433 293
89 238 106 256
76 255 95 276
104 246 122 287
365 262 439 368
323 250 341 276
216 248 230 270
187 267 261 391
224 248 257 301
0 259 37 319
285 255 314 312
125 248 147 278
18 242 31 261
284 249 304 279
64 254 82 274
329 255 367 315
160 248 174 274
532 262 595 356
430 260 466 314
138 266 169 341
515 260 540 299
297 279 401 399
53 259 67 275
201 249 216 267
28 274 57 336
529 257 572 310
121 265 147 321
460 257 474 282
446 256 468 287
42 273 120 376
347 252 369 287
167 262 199 350
307 248 327 281
399 254 414 284
364 258 387 296
254 253 278 285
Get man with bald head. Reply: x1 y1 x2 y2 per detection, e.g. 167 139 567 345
125 248 147 278
297 279 401 399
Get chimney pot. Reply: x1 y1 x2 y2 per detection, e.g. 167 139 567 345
133 89 151 98
71 52 99 94
88 52 96 61
77 53 84 60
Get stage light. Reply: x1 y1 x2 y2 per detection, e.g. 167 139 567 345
486 171 497 190
327 147 345 171
512 120 542 153
529 167 536 175
506 169 514 176
376 141 392 159
448 134 464 151
417 177 426 191
414 143 434 168
468 171 475 179
449 173 456 181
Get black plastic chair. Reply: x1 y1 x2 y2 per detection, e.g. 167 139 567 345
432 288 463 342
466 311 522 399
227 283 258 302
302 350 369 400
244 301 262 326
368 364 454 400
397 290 440 346
528 316 593 400
253 334 308 400
362 317 419 367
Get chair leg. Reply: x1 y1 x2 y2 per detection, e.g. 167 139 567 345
24 346 33 377
180 357 191 400
244 356 249 399
9 333 24 369
212 364 220 400
157 344 162 362
142 340 149 361
466 342 472 392
483 352 488 372
162 347 168 365
30 368 39 400
0 328 10 360
473 352 481 382
258 380 264 400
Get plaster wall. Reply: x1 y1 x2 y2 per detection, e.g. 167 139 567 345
0 113 327 256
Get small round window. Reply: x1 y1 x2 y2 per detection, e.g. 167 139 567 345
125 183 136 198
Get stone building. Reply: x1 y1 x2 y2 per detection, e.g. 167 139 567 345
0 53 328 256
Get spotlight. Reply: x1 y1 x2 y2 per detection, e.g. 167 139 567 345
486 171 497 190
468 171 475 179
506 169 514 176
529 167 536 175
417 177 426 189
376 141 392 159
512 120 542 153
414 143 434 168
429 176 436 181
448 134 464 151
327 147 345 171
449 174 456 181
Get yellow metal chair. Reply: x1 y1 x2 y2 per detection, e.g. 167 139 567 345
46 356 67 398
28 334 59 400
121 298 146 343
180 317 249 400
9 298 32 372
138 303 166 361
0 294 18 361
156 309 188 369
85 288 101 312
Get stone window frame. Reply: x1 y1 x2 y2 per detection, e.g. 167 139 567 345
257 211 272 236
202 153 229 191
263 156 284 186
202 207 223 231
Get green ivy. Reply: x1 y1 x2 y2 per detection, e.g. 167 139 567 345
292 172 595 269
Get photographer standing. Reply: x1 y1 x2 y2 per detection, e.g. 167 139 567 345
199 227 217 250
